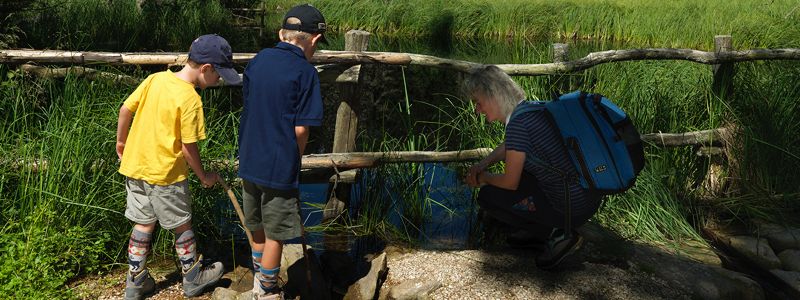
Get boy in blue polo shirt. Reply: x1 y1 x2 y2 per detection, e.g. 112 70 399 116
238 4 326 299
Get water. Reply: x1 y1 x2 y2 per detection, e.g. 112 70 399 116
216 163 478 251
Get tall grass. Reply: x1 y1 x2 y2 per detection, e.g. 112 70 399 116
262 0 800 49
18 0 241 51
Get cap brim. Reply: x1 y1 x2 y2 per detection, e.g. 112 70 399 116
216 67 242 86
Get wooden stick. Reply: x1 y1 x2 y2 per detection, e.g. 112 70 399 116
217 178 254 247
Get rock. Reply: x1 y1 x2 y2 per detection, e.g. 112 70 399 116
222 266 255 293
766 229 800 252
769 269 800 295
778 250 800 272
633 244 765 300
728 235 781 270
237 290 254 300
387 279 442 300
212 287 240 300
345 252 388 300
752 220 800 252
280 244 309 282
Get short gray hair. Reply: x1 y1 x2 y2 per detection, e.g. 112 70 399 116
463 65 526 119
280 17 313 42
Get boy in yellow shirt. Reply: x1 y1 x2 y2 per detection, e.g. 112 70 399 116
115 34 241 300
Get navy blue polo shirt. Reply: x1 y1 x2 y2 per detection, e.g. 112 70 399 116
505 106 596 217
239 42 323 190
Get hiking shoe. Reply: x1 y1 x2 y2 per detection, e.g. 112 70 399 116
124 269 155 300
182 255 223 297
535 231 584 270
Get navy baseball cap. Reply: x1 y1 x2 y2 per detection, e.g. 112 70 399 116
188 34 242 85
282 4 328 44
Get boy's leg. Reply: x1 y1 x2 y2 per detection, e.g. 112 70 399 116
128 223 156 275
174 222 196 272
172 220 224 296
123 178 159 300
146 180 222 297
243 181 301 296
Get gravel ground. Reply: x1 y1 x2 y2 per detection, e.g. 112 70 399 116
381 246 691 300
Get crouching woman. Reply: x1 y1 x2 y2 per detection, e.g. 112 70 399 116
463 65 602 269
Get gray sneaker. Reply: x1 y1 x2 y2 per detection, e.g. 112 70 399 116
182 255 224 297
535 230 584 270
124 269 155 300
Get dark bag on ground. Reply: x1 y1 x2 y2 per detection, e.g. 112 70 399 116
511 91 645 195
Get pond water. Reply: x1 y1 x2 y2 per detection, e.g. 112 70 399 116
216 163 478 251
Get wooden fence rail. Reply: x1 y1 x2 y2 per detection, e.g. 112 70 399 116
3 48 800 76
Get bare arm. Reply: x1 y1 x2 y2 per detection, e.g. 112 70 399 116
295 125 310 155
465 142 506 186
116 105 133 160
182 142 218 187
478 149 525 190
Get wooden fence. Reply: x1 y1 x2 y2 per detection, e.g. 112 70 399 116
4 32 798 219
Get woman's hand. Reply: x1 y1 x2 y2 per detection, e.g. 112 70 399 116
465 163 485 187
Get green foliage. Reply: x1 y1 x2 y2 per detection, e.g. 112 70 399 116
18 0 239 51
264 0 800 49
0 222 112 299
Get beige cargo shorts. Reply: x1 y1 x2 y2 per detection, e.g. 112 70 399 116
124 177 192 230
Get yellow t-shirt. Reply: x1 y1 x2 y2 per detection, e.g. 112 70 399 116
118 71 206 185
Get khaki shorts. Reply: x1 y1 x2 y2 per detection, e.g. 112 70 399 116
242 180 302 241
124 177 192 230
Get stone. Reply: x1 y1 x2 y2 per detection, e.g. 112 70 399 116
778 249 800 272
728 235 781 270
280 244 309 282
387 279 442 300
212 287 240 300
769 269 800 295
752 220 800 252
222 266 255 293
345 252 388 300
766 229 800 252
633 244 765 300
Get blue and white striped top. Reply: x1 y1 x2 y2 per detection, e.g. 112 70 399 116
504 105 597 216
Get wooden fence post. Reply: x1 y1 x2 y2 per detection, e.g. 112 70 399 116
551 43 571 96
705 35 736 197
323 30 370 223
712 35 734 100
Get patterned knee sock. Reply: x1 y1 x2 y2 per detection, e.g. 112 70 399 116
258 266 280 292
251 250 263 273
175 229 197 272
128 228 152 275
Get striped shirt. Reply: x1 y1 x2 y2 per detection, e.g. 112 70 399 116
505 105 597 216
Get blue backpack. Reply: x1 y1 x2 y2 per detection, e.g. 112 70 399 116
511 91 645 195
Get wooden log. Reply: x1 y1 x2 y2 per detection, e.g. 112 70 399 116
641 127 729 147
6 48 800 75
18 64 140 85
7 127 739 175
326 30 370 223
332 30 369 153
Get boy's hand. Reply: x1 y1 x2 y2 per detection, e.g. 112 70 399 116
200 172 219 188
115 141 125 160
